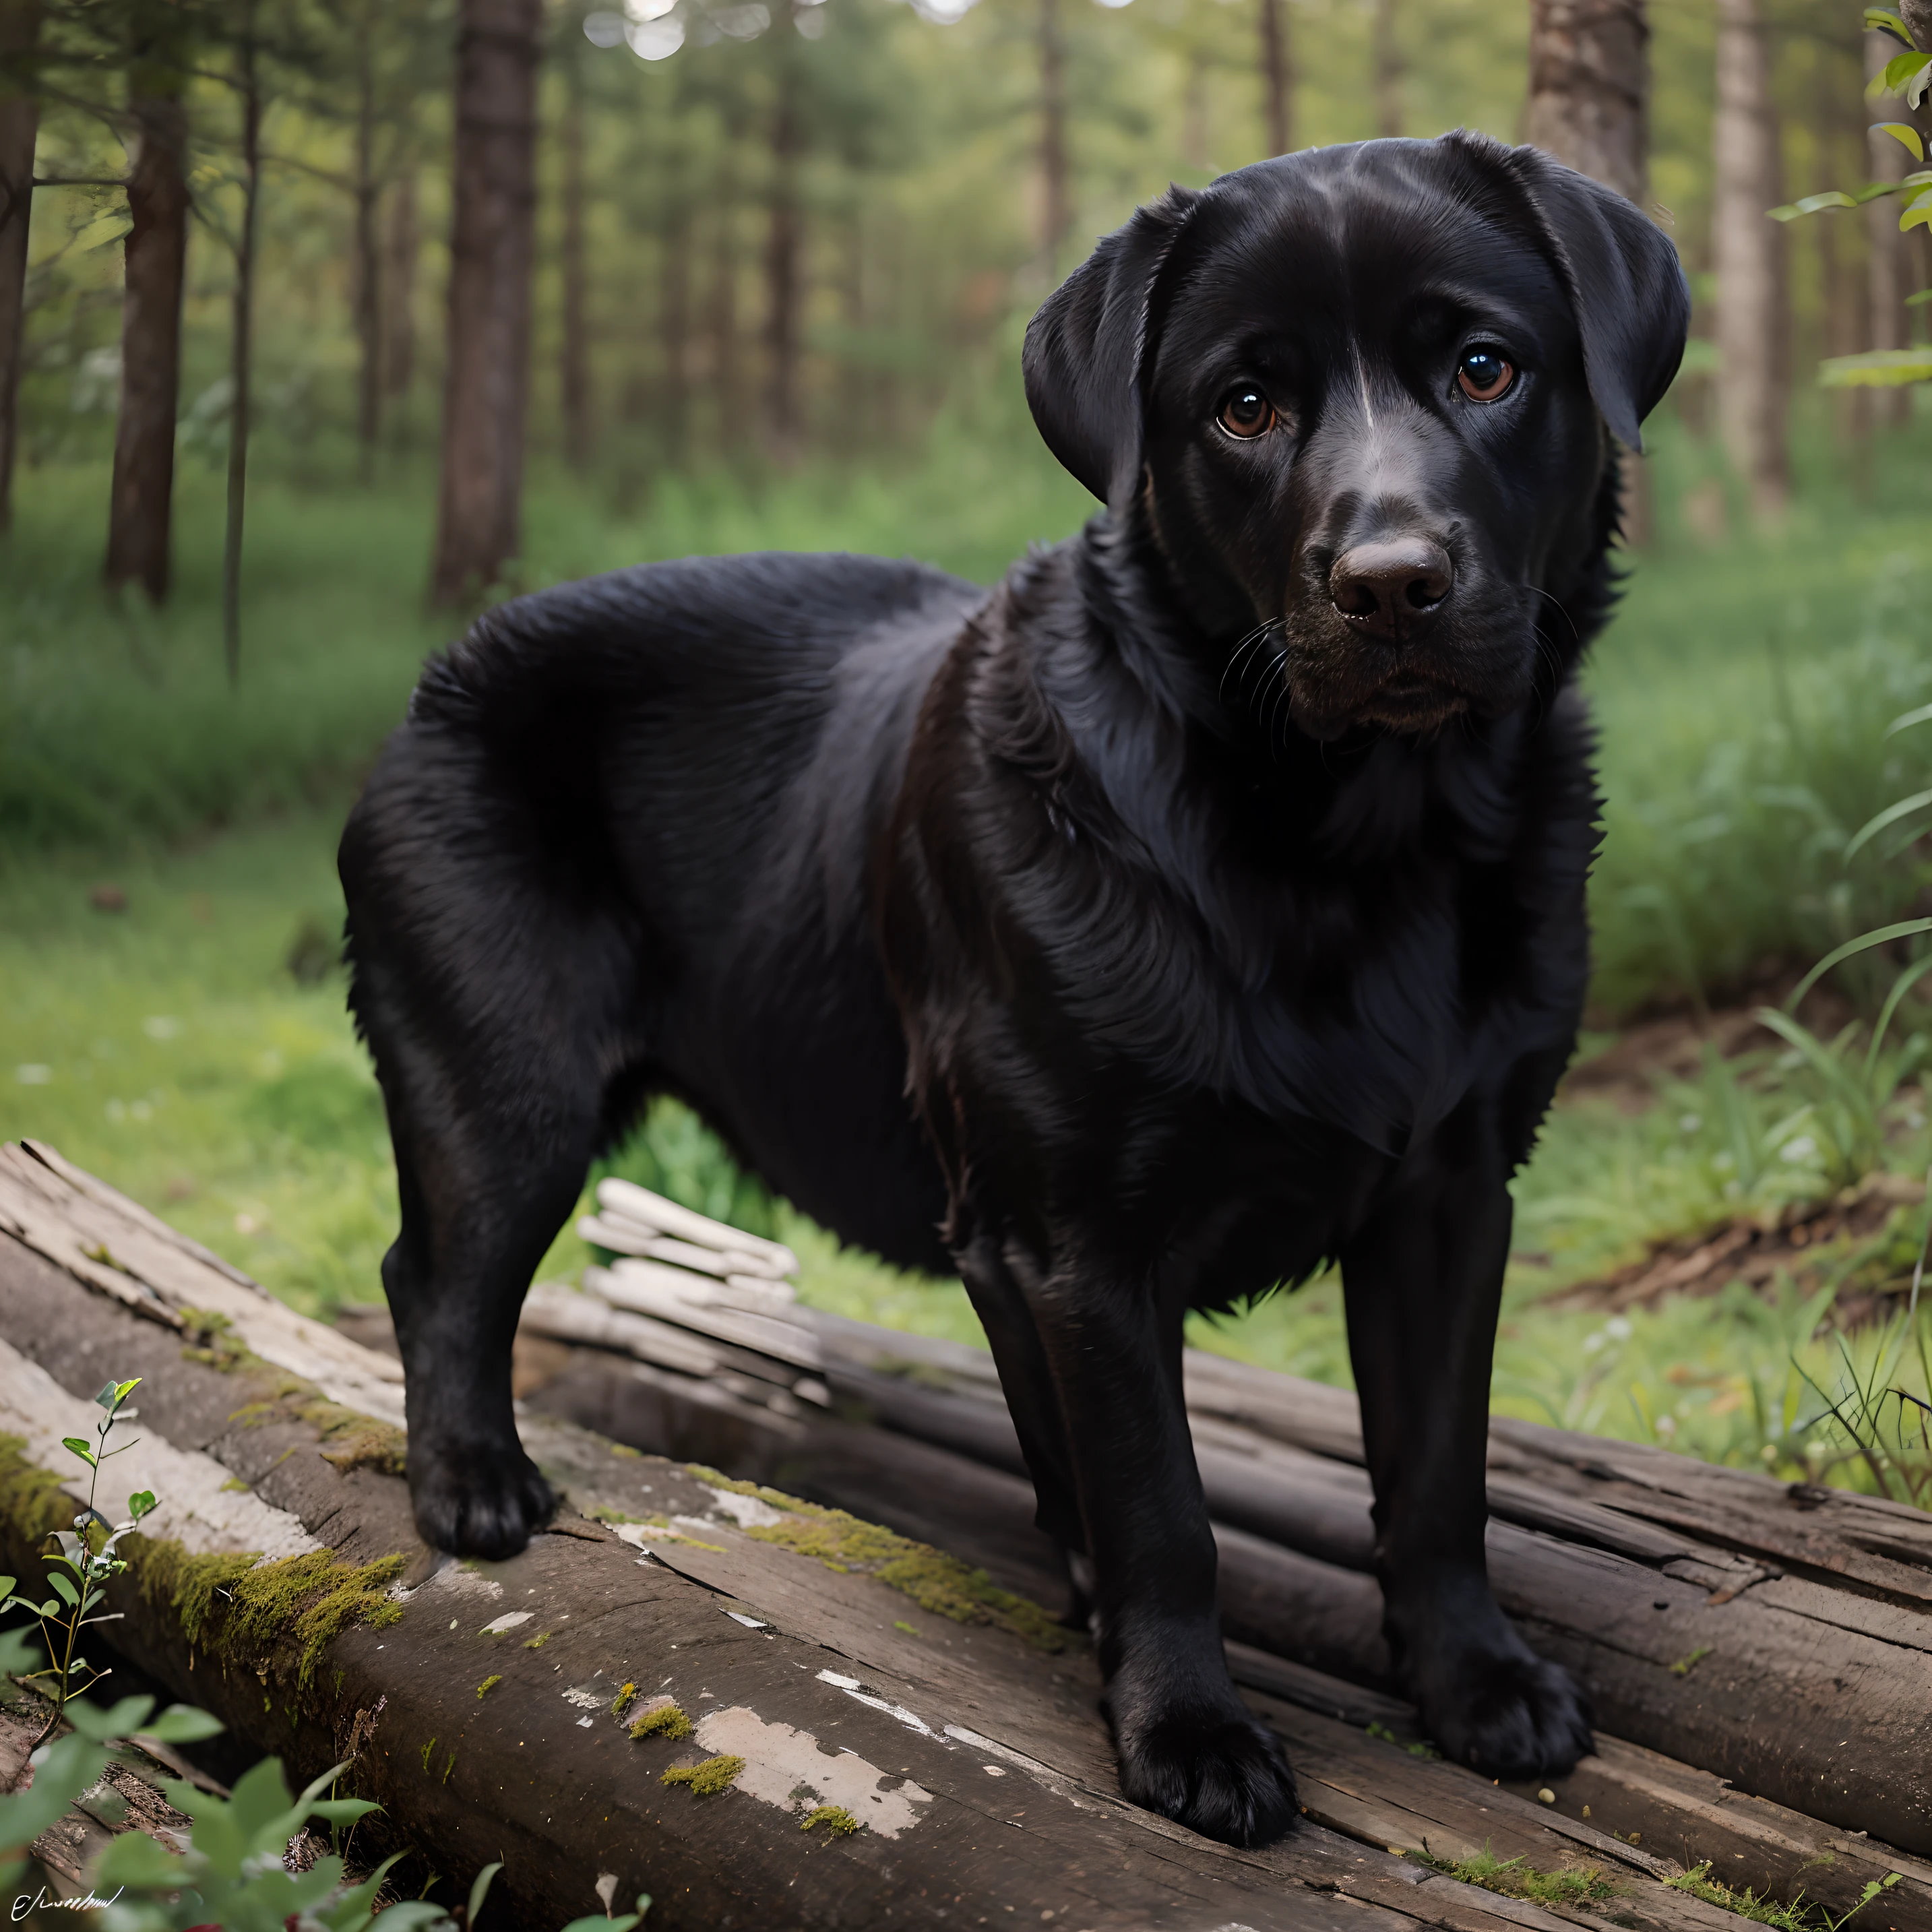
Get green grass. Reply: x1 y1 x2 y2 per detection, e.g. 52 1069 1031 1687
1414 1845 1615 1909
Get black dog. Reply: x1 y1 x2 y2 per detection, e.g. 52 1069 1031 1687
340 131 1688 1849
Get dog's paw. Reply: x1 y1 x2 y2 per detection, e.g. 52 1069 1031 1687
1116 1706 1300 1848
410 1439 557 1560
1420 1644 1594 1780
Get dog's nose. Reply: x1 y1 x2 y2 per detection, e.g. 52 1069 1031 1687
1328 540 1454 640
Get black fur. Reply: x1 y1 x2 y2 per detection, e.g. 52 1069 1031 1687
340 133 1689 1850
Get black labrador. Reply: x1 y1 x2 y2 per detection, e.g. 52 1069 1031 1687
339 131 1689 1849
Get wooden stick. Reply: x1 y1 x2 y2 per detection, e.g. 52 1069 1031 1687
593 1177 798 1274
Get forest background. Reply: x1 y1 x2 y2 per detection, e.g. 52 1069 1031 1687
5 0 1932 1499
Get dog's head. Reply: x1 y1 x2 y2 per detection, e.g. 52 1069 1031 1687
1024 134 1689 739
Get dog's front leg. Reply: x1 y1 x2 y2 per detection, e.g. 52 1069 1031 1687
1338 1104 1594 1777
1002 1236 1299 1848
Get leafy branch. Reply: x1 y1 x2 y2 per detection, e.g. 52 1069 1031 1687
0 1377 159 1743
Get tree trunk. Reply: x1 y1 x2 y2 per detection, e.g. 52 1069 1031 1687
658 177 691 462
838 205 864 454
1373 0 1402 137
1038 0 1069 270
763 59 801 465
0 0 40 534
1259 0 1290 156
1183 51 1209 173
559 43 590 472
104 16 189 603
1524 0 1648 207
1524 0 1652 538
382 168 417 399
1712 0 1788 521
429 0 541 609
352 25 380 478
221 7 260 684
1867 29 1912 431
704 177 739 454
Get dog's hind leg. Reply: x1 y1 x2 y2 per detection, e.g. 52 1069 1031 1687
340 739 641 1561
1338 1094 1594 1778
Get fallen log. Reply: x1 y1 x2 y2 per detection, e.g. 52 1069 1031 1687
505 1239 1932 1914
3 1141 1783 1932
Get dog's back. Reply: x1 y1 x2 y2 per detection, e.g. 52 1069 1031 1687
340 551 980 1303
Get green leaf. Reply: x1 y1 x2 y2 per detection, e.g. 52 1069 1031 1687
0 1629 39 1676
557 1901 652 1932
92 1823 188 1886
1786 918 1932 1011
307 1796 383 1826
1886 700 1932 735
114 1378 142 1403
321 1850 411 1932
127 1488 158 1521
1772 191 1859 218
63 1693 155 1741
1819 346 1932 384
0 1737 107 1856
466 1861 503 1929
1846 786 1932 860
1866 6 1914 42
61 1436 97 1468
1875 119 1925 156
365 1904 458 1932
46 1569 80 1609
92 1381 121 1410
226 1752 300 1848
1907 286 1932 304
1883 49 1930 88
144 1702 225 1743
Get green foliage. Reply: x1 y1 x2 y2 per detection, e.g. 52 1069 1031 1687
0 1687 223 1900
629 1702 693 1742
91 1753 441 1932
1414 1844 1615 1907
799 1803 862 1836
660 1753 745 1796
1 1378 159 1732
1666 1862 1901 1932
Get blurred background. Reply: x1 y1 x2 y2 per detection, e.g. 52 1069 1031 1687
5 0 1932 1501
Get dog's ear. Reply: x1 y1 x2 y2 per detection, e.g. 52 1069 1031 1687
1476 139 1690 452
1023 185 1201 508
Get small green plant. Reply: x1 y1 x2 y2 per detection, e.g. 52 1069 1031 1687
89 1745 487 1932
660 1753 744 1795
1667 1861 1901 1932
0 1682 225 1902
1366 1719 1441 1759
799 1803 861 1836
1416 1844 1614 1907
0 1377 158 1739
629 1701 693 1741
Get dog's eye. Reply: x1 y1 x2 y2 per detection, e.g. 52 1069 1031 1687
1216 387 1277 439
1456 350 1516 403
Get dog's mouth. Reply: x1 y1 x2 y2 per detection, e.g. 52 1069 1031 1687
1266 594 1535 742
1350 676 1470 733
1281 658 1476 742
